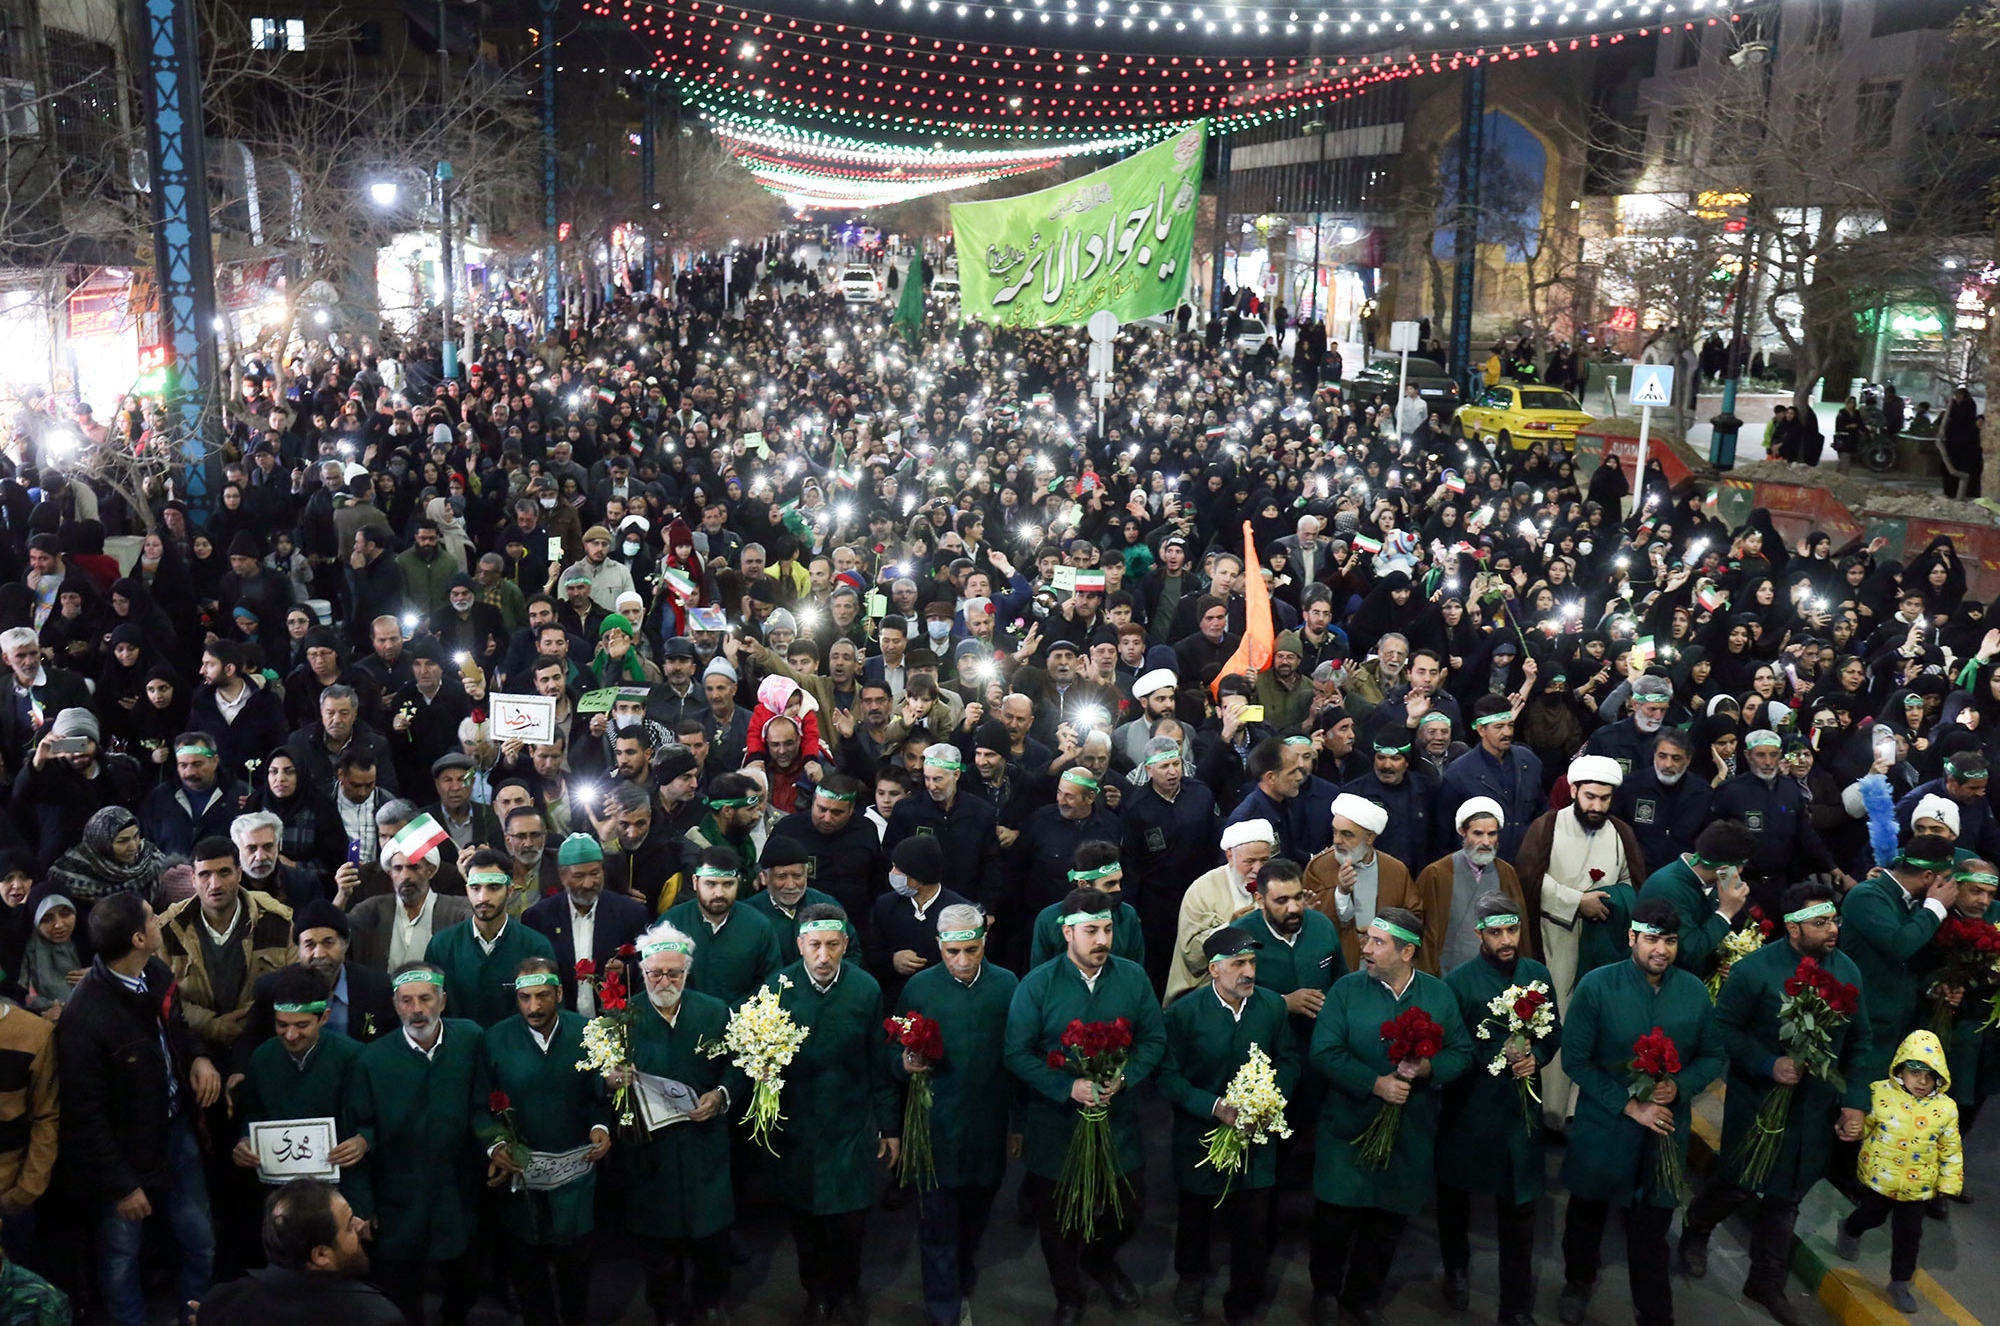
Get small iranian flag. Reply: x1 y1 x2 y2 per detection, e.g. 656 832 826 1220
596 388 617 405
1205 425 1227 439
1443 470 1466 493
1696 583 1728 612
663 566 697 601
1074 571 1107 593
1032 392 1053 407
387 813 448 863
1354 533 1384 554
1631 635 1657 667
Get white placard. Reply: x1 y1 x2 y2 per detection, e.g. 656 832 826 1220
250 1117 340 1185
1389 320 1422 352
522 1144 598 1190
633 1070 704 1132
489 692 557 745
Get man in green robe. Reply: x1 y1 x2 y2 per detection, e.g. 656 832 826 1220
619 919 747 1326
1003 886 1167 1325
1308 906 1473 1326
344 962 499 1326
1634 819 1755 976
1679 881 1871 1326
664 844 783 1008
765 902 900 1326
230 965 367 1194
1437 894 1561 1326
1158 925 1298 1326
1028 846 1146 969
1840 835 1957 1088
1235 858 1345 1064
1555 899 1724 1326
898 902 1020 1326
482 955 612 1326
745 836 855 953
424 849 557 1027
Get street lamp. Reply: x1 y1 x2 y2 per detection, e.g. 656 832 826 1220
368 180 400 208
437 160 457 382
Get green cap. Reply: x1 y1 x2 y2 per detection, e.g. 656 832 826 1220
558 832 605 866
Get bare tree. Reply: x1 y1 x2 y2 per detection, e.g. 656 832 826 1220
1589 212 1737 437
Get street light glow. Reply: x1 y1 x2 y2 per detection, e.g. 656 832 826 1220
368 180 399 207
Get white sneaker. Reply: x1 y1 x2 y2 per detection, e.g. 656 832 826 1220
959 1298 974 1326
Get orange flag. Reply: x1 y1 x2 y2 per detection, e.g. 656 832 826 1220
1211 520 1275 696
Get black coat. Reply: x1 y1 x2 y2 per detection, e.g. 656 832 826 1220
199 1266 405 1326
11 753 147 873
0 665 91 770
522 891 651 1010
768 812 887 934
55 957 205 1202
229 960 397 1074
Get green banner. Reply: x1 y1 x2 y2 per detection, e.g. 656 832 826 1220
950 120 1206 329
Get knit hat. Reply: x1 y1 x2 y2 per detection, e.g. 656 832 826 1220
655 744 698 784
973 721 1011 755
599 613 636 638
891 835 946 884
292 900 351 941
582 525 613 543
760 837 809 870
50 707 98 741
227 531 262 559
1275 630 1304 658
557 832 605 866
765 608 798 636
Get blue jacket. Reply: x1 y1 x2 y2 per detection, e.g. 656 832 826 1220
1437 745 1545 861
1224 785 1312 866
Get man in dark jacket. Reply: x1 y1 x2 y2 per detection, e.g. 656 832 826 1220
344 525 406 651
0 625 92 772
231 902 396 1072
768 774 887 935
1581 672 1674 776
1339 734 1440 877
1118 734 1219 993
57 891 224 1326
189 640 291 784
11 707 145 871
523 831 651 1012
197 1178 403 1326
1612 731 1711 873
1708 731 1846 916
885 743 1003 922
138 733 250 860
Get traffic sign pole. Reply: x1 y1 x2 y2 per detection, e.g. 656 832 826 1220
1627 364 1675 516
1088 310 1119 440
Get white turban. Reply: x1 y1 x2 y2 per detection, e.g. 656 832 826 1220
1132 668 1179 701
1568 754 1625 790
1455 796 1506 831
1913 793 1961 837
379 839 441 871
1220 818 1277 852
1331 793 1388 836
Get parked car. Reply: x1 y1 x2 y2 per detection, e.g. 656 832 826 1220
930 275 960 304
840 266 882 304
1341 355 1462 412
1235 317 1272 355
1453 383 1595 449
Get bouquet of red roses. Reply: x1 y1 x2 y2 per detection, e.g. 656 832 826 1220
1352 1006 1445 1169
1047 1018 1135 1240
884 1012 946 1189
1628 1026 1688 1203
1927 915 2000 1039
1732 956 1859 1190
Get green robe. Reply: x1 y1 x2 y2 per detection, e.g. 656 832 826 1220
1558 959 1723 1209
664 899 782 1009
237 1033 362 1197
1308 968 1474 1214
1712 940 1873 1198
424 920 557 1028
898 960 1021 1190
1003 954 1168 1181
1575 880 1640 980
744 886 853 956
765 962 901 1216
1156 985 1299 1195
1436 955 1562 1206
483 1011 610 1243
1239 907 1346 1055
1841 869 1945 1086
1029 900 1146 970
344 1018 498 1261
620 990 748 1239
1636 857 1733 975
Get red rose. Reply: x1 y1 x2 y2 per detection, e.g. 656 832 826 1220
490 1091 511 1113
471 707 488 726
617 943 638 959
1047 1050 1068 1070
602 994 627 1011
575 959 596 979
1589 868 1606 884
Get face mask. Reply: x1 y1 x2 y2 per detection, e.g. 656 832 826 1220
927 621 951 642
889 870 917 898
1577 540 1593 556
540 496 557 509
623 540 641 556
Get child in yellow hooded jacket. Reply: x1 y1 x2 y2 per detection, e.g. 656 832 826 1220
1835 1029 1963 1314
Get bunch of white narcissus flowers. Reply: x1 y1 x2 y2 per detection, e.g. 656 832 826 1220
1200 1043 1293 1194
706 975 811 1152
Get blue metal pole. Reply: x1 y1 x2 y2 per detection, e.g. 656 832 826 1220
539 0 561 335
438 160 457 381
134 0 218 514
1448 63 1486 400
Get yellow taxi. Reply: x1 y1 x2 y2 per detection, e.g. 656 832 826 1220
1453 383 1595 450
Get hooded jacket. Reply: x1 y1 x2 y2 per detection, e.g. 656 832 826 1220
1858 1029 1963 1202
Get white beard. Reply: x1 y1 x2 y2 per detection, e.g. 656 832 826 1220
1655 768 1685 786
1467 846 1497 867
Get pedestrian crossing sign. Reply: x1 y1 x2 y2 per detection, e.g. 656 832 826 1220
1630 364 1675 407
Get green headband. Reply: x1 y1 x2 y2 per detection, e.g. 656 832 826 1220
1691 855 1744 871
1419 711 1453 726
639 936 695 956
392 969 443 989
708 794 761 807
798 919 846 934
1473 711 1513 729
175 743 217 758
1282 735 1314 748
1374 736 1412 753
1145 747 1183 766
1957 872 2000 886
1067 863 1121 883
1783 901 1838 923
466 869 512 888
1208 943 1259 962
694 865 738 880
1629 920 1668 936
923 753 963 771
1744 731 1782 750
513 972 562 990
1370 919 1422 947
1474 913 1521 930
272 1000 328 1014
815 787 858 802
1059 768 1099 791
1947 761 1987 782
1061 909 1113 926
938 927 985 942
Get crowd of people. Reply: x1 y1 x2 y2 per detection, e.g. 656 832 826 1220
0 237 1990 1326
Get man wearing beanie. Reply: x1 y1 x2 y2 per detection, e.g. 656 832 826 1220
14 706 144 871
235 902 395 1064
1253 630 1313 729
564 525 637 613
525 833 650 1015
770 774 887 931
865 835 970 1006
744 836 851 953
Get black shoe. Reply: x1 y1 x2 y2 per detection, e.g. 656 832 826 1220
1499 1315 1540 1326
1926 1195 1949 1220
1311 1294 1341 1326
1443 1267 1470 1311
882 1182 912 1212
1051 1304 1085 1326
1743 1283 1806 1326
1089 1264 1142 1311
1557 1281 1592 1326
1679 1230 1710 1279
1344 1306 1388 1326
1173 1278 1205 1324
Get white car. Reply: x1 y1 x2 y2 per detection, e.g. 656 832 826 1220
1234 316 1271 355
930 275 960 303
840 267 882 304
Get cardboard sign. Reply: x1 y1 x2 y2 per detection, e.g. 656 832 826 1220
576 688 621 715
489 693 558 744
866 592 889 618
522 1144 597 1191
250 1117 340 1185
1051 565 1077 592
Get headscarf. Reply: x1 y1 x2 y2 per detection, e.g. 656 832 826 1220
427 496 474 572
19 881 79 1010
46 806 171 904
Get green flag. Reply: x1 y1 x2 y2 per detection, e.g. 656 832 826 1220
892 261 925 347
